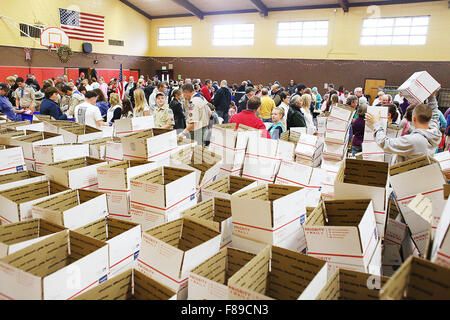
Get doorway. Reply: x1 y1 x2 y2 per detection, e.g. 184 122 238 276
364 79 386 105
156 69 174 83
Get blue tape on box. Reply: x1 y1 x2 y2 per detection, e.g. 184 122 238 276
99 275 108 284
16 165 24 172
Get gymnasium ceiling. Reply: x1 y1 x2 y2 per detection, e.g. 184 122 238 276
120 0 440 19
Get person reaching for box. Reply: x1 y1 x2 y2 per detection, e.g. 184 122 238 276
365 87 441 163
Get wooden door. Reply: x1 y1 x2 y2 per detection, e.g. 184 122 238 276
364 79 386 105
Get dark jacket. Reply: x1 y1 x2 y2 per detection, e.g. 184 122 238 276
351 116 366 147
169 97 186 130
39 98 67 120
237 94 249 113
213 87 231 113
287 104 306 130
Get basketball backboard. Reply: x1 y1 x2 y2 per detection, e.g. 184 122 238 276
40 27 69 49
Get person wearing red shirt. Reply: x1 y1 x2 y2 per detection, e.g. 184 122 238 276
201 79 213 102
230 96 271 139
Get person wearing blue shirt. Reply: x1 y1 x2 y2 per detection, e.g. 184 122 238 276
0 83 20 121
94 88 109 119
39 87 67 120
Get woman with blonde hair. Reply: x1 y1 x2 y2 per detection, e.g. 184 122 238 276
107 93 122 124
300 94 316 134
133 88 151 117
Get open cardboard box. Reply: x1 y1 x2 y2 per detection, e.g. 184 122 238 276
42 120 79 134
33 143 90 174
114 116 155 137
242 134 280 183
130 166 197 230
384 197 408 250
0 229 109 300
137 217 221 300
0 180 69 224
389 156 447 253
181 197 232 249
82 137 116 160
74 267 176 300
31 189 108 230
275 130 302 162
334 159 390 239
9 131 64 171
380 256 450 300
0 218 66 258
201 175 257 201
44 156 107 190
0 170 46 191
304 199 379 272
230 184 307 245
316 268 388 300
0 120 44 132
189 247 256 300
171 145 223 200
0 144 26 175
104 139 124 163
121 128 177 162
97 160 157 220
430 184 450 268
228 245 328 300
0 128 36 145
59 124 103 143
208 124 258 178
74 217 141 276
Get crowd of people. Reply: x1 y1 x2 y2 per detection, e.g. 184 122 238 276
0 72 446 161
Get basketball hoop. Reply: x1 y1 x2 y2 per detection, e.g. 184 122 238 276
40 27 69 50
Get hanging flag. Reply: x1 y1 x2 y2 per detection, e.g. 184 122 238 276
118 64 125 100
59 8 104 42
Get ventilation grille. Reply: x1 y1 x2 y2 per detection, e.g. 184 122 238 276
19 24 42 38
109 39 124 46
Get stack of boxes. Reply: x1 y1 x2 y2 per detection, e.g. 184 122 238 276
323 105 355 162
361 106 389 162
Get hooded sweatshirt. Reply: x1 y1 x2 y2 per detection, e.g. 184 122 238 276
369 96 441 164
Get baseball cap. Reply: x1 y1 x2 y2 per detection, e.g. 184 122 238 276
155 92 165 98
245 87 257 94
0 83 9 91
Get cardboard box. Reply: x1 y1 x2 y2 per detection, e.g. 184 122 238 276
0 120 44 132
242 134 280 183
74 217 141 275
325 105 355 144
137 218 221 299
42 120 79 134
384 197 407 248
130 166 197 230
104 139 124 163
0 180 69 224
97 160 157 220
9 131 64 171
45 157 107 190
323 141 347 161
304 199 379 272
0 218 66 258
83 137 118 160
0 229 109 300
334 159 390 238
389 156 446 254
31 189 108 230
228 245 328 300
59 124 103 143
380 256 450 300
114 116 155 137
181 197 233 249
0 128 33 145
397 71 440 104
0 170 46 191
208 124 258 177
201 175 257 201
121 128 177 162
74 268 176 300
430 185 450 268
0 145 26 175
230 184 308 245
33 143 90 174
188 247 256 300
171 145 223 199
316 268 388 300
277 130 302 162
434 150 450 179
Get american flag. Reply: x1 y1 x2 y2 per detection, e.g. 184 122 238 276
118 64 125 100
59 8 104 42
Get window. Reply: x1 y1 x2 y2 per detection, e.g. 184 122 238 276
276 20 329 46
158 27 192 46
19 24 42 39
360 16 430 46
213 24 254 46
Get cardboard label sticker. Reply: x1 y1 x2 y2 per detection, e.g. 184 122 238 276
16 165 24 172
408 194 433 224
134 251 140 260
99 275 108 284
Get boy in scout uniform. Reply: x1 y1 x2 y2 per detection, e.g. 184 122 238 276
154 92 175 129
14 77 35 113
179 83 211 146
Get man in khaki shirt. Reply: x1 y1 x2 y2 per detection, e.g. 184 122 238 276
14 77 35 112
154 92 175 129
179 83 211 146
